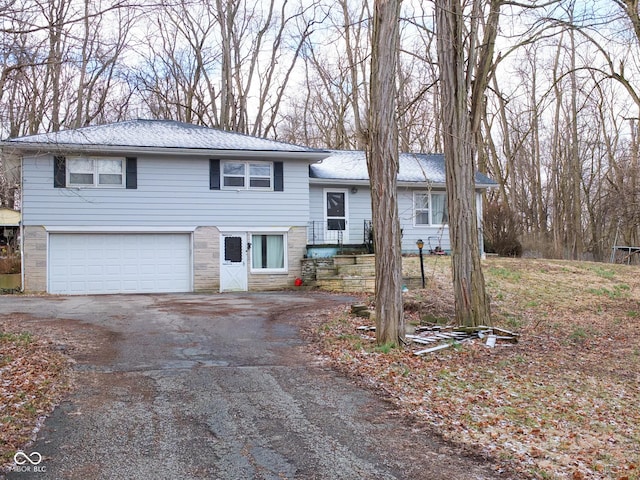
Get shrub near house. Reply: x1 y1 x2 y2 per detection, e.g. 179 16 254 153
0 249 21 291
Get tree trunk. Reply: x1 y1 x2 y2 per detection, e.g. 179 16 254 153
435 0 491 327
367 0 404 346
568 20 583 259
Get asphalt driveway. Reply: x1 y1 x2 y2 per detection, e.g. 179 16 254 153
2 292 505 480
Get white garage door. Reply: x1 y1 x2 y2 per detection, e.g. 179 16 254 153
49 233 192 294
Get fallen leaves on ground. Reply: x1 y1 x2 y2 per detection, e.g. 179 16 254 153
305 257 640 480
0 321 73 465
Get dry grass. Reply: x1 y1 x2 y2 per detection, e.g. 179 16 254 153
0 256 20 275
313 256 640 480
2 256 639 478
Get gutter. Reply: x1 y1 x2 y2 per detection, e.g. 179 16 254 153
309 177 495 189
0 142 331 162
19 156 24 293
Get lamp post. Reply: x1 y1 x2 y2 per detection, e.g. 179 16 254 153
416 239 425 288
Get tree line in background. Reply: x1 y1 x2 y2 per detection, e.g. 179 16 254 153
1 0 639 262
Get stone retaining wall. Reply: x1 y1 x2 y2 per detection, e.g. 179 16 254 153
302 254 424 293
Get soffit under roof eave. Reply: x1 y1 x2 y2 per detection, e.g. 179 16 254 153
1 142 330 162
309 178 370 185
309 177 496 190
475 182 498 189
309 178 448 188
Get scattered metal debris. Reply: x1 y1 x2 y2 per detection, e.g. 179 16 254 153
356 325 376 331
352 304 520 355
410 325 519 355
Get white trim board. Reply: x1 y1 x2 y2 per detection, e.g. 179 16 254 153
44 226 198 233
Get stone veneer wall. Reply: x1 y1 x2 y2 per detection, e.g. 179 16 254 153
302 254 424 293
193 226 220 292
301 258 334 283
22 226 47 293
194 225 307 292
248 226 306 291
303 254 377 293
22 225 308 294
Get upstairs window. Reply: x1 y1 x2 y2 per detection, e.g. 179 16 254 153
222 161 273 190
414 192 448 226
249 163 272 188
67 157 125 188
222 162 245 187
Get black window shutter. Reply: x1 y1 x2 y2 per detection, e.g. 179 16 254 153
210 159 220 190
53 156 66 188
274 161 283 191
126 157 137 189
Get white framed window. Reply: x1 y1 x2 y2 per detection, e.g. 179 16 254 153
414 192 448 226
222 161 273 190
67 157 125 187
250 233 287 272
222 162 245 187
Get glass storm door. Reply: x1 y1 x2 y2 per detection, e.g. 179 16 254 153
325 189 348 243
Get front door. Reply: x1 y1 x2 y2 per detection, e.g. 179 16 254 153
325 189 349 243
220 233 248 292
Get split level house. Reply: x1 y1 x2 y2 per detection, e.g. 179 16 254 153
0 119 495 295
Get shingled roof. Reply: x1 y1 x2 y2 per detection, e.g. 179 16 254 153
2 119 327 156
310 150 496 187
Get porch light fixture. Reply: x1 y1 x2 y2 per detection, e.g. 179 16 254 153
351 186 358 194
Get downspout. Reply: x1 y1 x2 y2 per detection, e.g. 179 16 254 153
19 219 23 292
19 155 24 292
477 190 486 259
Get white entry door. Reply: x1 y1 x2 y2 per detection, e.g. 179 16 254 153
220 233 248 292
325 189 349 243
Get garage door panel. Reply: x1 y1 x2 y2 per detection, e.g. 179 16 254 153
104 279 121 289
49 233 192 294
105 265 120 275
122 264 138 275
69 265 84 275
86 265 104 275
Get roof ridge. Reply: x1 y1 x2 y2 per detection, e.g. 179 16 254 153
2 119 328 154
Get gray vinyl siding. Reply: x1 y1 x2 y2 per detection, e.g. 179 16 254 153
308 184 324 231
308 185 332 244
308 184 372 244
346 187 371 243
310 183 454 253
397 187 451 254
22 154 310 227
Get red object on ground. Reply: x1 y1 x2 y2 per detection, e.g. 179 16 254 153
294 278 303 287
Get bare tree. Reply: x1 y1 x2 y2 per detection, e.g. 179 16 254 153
280 0 370 149
435 0 493 327
134 1 222 125
367 0 404 346
71 0 135 127
134 0 317 136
